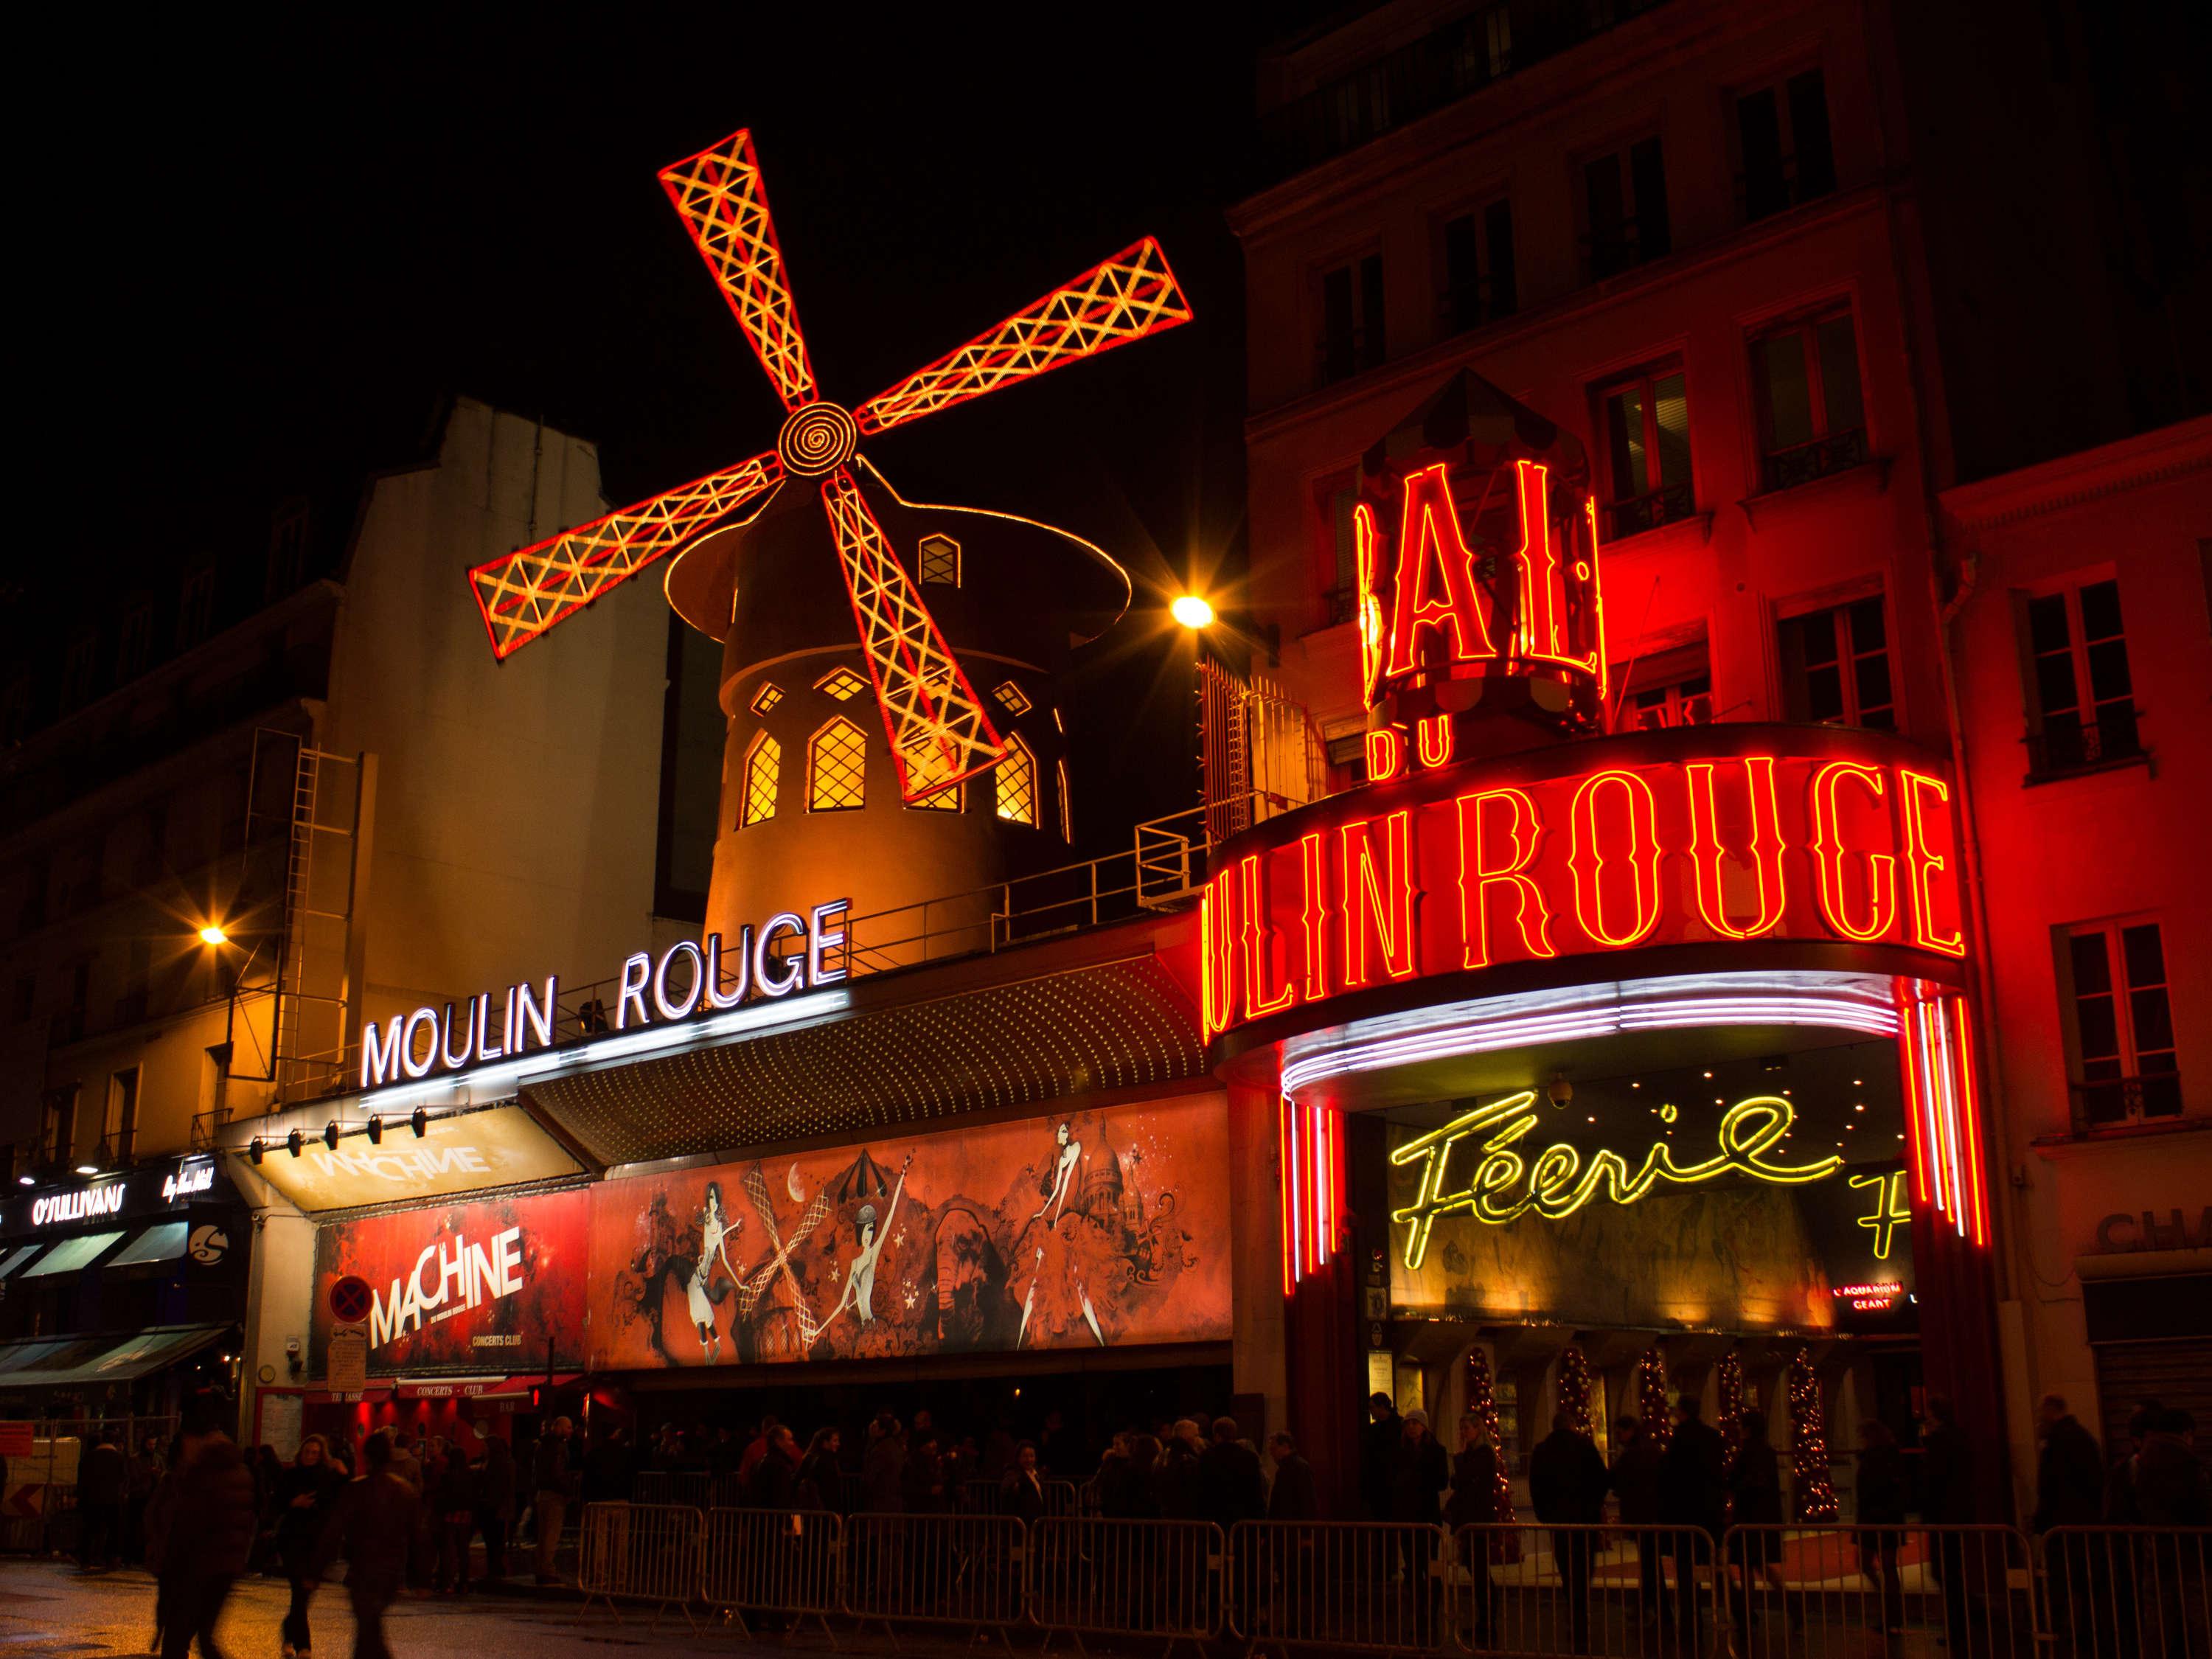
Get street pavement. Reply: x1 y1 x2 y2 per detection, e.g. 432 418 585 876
0 1562 814 1659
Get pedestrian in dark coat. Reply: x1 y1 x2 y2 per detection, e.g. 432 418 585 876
159 1411 257 1659
76 1430 128 1571
1154 1422 1203 1520
1266 1434 1318 1520
126 1434 167 1565
998 1442 1048 1523
1388 1412 1449 1643
276 1436 343 1655
1726 1410 1794 1633
1099 1435 1161 1520
1607 1416 1670 1626
431 1444 479 1595
2034 1394 2106 1531
1195 1418 1265 1531
1359 1393 1401 1521
1856 1419 1909 1634
900 1430 947 1513
795 1428 840 1512
862 1416 905 1513
745 1426 800 1509
2131 1408 2206 1526
1531 1413 1610 1653
1921 1396 1978 1651
474 1438 515 1583
1656 1395 1725 1651
1448 1417 1505 1644
316 1432 420 1659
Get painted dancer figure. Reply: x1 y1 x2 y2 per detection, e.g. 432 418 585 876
1017 1121 1112 1348
685 1182 742 1361
822 1154 911 1332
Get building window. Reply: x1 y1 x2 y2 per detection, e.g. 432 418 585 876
1736 67 1836 222
1779 597 1893 728
748 682 785 716
116 600 153 681
2022 578 2139 775
63 628 100 712
1752 307 1867 491
105 1066 139 1161
740 732 780 827
41 1088 76 1166
176 564 216 650
807 718 867 812
993 681 1032 716
1317 251 1385 385
1596 364 1694 538
2065 919 2180 1126
919 534 961 586
1583 136 1670 280
1438 199 1516 335
266 503 307 601
1630 672 1713 730
815 667 869 702
900 737 964 811
995 734 1038 826
1057 757 1073 842
1318 479 1363 625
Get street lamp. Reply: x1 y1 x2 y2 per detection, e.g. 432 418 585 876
1170 594 1215 630
198 924 229 947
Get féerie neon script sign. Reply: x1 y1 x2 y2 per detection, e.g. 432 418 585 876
360 898 850 1089
1389 1091 1843 1267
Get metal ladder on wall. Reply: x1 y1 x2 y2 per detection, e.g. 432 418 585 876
242 731 363 1102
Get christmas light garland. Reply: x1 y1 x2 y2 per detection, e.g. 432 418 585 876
1787 1347 1840 1521
1719 1351 1745 1477
1465 1345 1517 1527
1636 1346 1672 1450
1558 1343 1593 1439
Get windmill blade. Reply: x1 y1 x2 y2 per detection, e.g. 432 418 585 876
819 466 1006 799
794 1191 832 1241
741 1166 783 1239
658 128 818 411
855 237 1192 436
467 452 781 659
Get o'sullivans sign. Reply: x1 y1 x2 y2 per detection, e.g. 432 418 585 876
1202 726 1965 1042
360 898 849 1089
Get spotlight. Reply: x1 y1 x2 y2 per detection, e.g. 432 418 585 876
198 924 229 947
249 1138 264 1166
15 1175 32 1188
74 1164 98 1177
1170 594 1214 630
286 1130 304 1159
1547 1074 1573 1107
324 1123 341 1152
410 1107 428 1139
366 1116 383 1146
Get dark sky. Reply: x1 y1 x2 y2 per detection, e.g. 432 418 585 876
30 9 1262 841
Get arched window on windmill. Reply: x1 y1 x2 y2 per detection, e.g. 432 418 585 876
996 734 1038 826
740 731 780 827
901 734 964 811
1057 757 1073 842
808 717 867 812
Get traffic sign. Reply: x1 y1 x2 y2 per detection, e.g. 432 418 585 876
328 1275 373 1325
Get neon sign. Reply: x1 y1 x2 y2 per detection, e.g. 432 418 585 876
1389 1091 1844 1267
1203 729 1965 1041
360 899 850 1089
1849 1169 1911 1259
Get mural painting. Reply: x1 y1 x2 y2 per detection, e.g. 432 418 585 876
586 1098 1231 1368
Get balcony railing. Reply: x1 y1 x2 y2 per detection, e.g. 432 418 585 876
2027 706 2143 779
1604 479 1696 540
1759 426 1868 493
2071 1074 2183 1128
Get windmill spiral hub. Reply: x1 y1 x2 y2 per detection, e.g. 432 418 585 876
777 401 858 477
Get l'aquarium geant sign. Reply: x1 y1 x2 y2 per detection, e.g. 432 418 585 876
359 898 851 1089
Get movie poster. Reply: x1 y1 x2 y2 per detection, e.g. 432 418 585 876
311 1188 588 1376
586 1096 1231 1368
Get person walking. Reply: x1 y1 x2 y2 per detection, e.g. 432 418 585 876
1267 1433 1317 1520
126 1433 167 1566
316 1432 420 1659
2034 1393 2107 1646
158 1407 257 1659
1196 1418 1265 1530
1530 1411 1608 1654
276 1436 344 1658
529 1417 574 1585
1855 1419 1908 1636
1725 1410 1795 1635
473 1438 515 1585
1921 1394 1979 1652
1359 1393 1401 1522
861 1415 905 1513
431 1442 479 1595
1608 1415 1670 1628
1448 1415 1504 1648
1657 1394 1725 1653
76 1428 128 1572
1389 1411 1450 1646
795 1427 841 1512
1155 1422 1202 1520
998 1442 1048 1523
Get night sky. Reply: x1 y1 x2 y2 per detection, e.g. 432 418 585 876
30 10 1262 841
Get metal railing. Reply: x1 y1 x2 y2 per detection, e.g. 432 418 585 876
533 1506 2212 1659
960 1475 1079 1517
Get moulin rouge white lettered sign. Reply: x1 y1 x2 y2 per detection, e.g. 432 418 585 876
358 898 851 1089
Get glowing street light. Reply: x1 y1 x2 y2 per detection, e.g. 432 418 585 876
198 924 229 947
1171 594 1215 630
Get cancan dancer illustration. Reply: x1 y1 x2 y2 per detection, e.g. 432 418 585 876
821 1153 912 1333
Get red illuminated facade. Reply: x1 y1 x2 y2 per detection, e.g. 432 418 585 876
1227 0 2209 1522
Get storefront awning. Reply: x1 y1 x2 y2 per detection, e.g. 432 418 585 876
0 1324 231 1391
0 1242 44 1278
107 1221 191 1267
21 1230 125 1277
0 1336 86 1376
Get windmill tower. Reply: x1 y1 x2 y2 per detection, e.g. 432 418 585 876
466 129 1191 960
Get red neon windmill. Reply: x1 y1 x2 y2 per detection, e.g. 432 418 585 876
466 128 1192 799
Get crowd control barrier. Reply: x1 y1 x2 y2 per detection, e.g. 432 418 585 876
699 1506 844 1638
575 1501 703 1627
1227 1519 1454 1654
1719 1523 2033 1659
2039 1525 2211 1659
961 1475 1081 1517
841 1512 1027 1646
1450 1521 1715 1655
1026 1515 1224 1649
